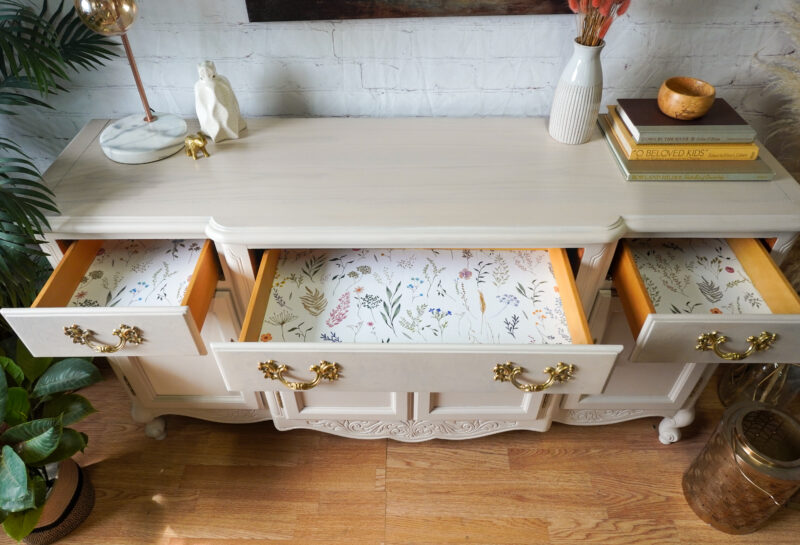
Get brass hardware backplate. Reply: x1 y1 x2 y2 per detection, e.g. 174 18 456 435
258 360 341 391
492 361 575 392
696 331 777 361
64 323 144 353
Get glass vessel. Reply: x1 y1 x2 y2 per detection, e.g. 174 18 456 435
718 363 800 409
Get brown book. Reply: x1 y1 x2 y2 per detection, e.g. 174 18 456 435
616 98 756 144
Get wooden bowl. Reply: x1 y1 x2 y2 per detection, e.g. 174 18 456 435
657 77 716 120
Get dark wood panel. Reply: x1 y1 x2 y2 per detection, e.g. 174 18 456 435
246 1 571 22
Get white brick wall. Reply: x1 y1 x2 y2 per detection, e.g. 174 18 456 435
1 0 796 174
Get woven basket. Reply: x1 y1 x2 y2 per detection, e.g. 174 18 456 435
23 459 95 545
683 402 800 534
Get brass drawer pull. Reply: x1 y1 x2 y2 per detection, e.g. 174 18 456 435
492 361 575 392
696 331 777 361
63 324 144 353
258 359 341 391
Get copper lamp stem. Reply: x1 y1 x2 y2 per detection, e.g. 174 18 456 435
121 33 155 123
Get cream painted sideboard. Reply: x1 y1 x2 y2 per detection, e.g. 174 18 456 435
3 117 800 444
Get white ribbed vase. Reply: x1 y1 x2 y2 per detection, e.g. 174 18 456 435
548 39 604 145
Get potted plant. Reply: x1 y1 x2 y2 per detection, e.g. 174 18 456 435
1 339 102 542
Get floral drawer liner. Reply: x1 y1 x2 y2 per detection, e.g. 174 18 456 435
628 239 769 315
260 249 572 345
67 240 204 308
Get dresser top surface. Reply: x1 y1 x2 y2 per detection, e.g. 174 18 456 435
44 117 800 246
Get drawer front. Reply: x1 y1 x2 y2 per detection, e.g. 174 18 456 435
0 239 219 357
211 342 622 394
632 314 800 364
614 238 800 364
3 307 205 357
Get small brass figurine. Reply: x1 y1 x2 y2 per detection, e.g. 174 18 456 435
185 133 210 160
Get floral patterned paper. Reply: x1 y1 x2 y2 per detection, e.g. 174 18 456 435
260 249 572 345
628 239 769 315
67 240 204 308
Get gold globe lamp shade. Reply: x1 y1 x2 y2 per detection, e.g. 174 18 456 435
74 0 138 36
74 0 187 164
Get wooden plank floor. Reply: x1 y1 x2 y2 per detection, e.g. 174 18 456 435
4 366 798 545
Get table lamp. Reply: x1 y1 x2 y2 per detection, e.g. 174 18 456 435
74 0 187 163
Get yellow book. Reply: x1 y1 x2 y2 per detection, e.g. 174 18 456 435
607 105 759 161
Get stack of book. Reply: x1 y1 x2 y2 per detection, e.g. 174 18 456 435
597 98 774 181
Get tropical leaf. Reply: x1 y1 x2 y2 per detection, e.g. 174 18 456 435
3 387 29 426
0 367 6 423
2 503 43 541
0 1 118 321
13 341 50 383
0 355 24 386
0 446 30 512
0 417 58 444
36 428 87 465
16 420 61 465
42 393 96 425
31 358 101 397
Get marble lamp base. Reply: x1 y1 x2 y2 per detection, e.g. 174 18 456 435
99 112 188 164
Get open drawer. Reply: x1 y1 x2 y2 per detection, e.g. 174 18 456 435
212 248 622 394
613 238 800 364
1 239 219 357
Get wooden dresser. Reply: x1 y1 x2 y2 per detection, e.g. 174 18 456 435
4 117 800 443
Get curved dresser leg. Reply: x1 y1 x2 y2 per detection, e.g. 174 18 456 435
144 417 167 440
130 401 167 440
658 408 695 445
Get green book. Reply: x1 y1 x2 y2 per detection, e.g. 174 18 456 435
597 115 774 181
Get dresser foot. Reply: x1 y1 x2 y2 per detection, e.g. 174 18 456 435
131 401 167 440
144 417 167 440
658 408 695 444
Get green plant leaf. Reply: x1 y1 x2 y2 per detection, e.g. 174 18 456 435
32 358 101 397
0 366 6 423
4 387 29 427
42 393 96 426
0 417 58 444
17 421 61 465
30 475 46 510
14 342 51 383
0 355 24 386
2 504 43 541
0 445 31 512
36 428 87 466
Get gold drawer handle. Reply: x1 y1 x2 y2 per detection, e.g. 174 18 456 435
258 360 341 391
492 361 575 392
63 324 144 353
696 331 777 361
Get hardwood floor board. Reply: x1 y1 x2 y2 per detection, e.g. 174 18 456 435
386 489 607 519
386 467 595 490
590 472 691 519
675 507 800 544
163 537 383 545
309 456 388 491
295 491 387 542
507 446 695 472
180 464 328 493
151 507 301 540
547 517 679 544
386 514 549 544
154 419 321 468
386 441 510 470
